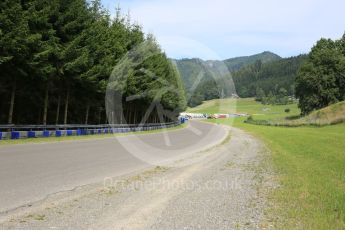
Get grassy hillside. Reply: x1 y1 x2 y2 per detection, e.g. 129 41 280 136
191 98 345 229
298 100 345 125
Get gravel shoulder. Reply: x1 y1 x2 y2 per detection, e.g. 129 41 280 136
0 126 276 230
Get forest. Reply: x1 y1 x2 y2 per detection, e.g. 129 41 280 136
232 55 307 98
0 0 186 125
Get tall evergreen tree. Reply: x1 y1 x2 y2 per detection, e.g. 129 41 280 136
0 0 30 124
54 0 91 124
25 0 60 125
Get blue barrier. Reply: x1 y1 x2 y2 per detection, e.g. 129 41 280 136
55 130 62 137
28 131 36 138
1 122 179 140
11 131 20 139
76 129 81 135
78 129 87 135
43 130 50 137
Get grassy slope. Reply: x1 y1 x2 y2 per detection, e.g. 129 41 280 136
247 100 345 126
298 100 345 125
192 98 345 229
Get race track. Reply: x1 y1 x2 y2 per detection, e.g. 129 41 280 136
0 120 227 214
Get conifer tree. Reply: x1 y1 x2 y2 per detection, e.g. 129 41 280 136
0 0 30 124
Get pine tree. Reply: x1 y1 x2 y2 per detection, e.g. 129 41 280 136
0 0 30 124
54 0 91 124
25 0 61 125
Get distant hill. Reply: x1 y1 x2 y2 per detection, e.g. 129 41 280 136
172 58 235 107
224 51 281 72
172 51 292 107
173 51 281 94
232 55 307 97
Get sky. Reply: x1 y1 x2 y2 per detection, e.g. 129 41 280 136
101 0 345 60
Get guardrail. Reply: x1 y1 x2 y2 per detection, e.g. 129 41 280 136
0 122 181 140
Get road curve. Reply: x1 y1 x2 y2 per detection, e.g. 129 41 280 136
0 120 227 214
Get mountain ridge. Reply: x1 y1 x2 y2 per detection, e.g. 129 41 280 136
173 51 282 92
173 51 281 62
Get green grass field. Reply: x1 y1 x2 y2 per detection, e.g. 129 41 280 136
193 98 345 229
187 98 300 120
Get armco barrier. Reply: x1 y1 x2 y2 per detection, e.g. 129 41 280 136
0 122 181 140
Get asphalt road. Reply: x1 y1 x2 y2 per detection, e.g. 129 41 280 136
0 120 227 214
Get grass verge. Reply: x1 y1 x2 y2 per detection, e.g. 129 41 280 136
191 98 345 229
208 117 345 229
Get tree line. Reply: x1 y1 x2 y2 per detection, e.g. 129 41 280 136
0 0 186 125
